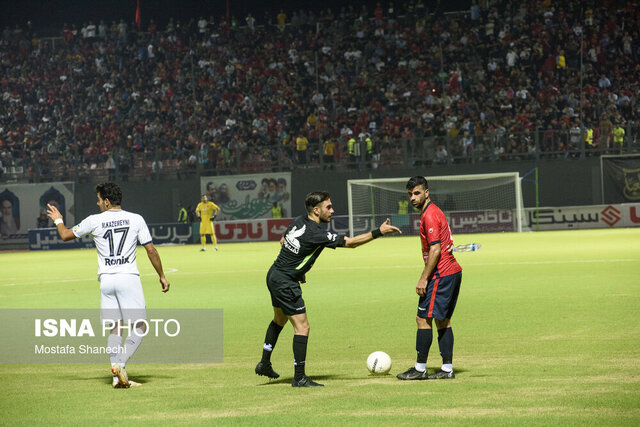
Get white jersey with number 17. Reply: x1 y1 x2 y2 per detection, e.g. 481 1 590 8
72 209 153 276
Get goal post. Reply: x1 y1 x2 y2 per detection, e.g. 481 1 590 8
347 172 525 237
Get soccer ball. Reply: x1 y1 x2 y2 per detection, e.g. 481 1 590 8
367 351 392 375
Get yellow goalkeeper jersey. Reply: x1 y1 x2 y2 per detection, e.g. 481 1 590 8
196 201 219 222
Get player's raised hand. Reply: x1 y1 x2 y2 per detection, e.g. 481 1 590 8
379 218 402 235
46 203 62 222
160 276 170 293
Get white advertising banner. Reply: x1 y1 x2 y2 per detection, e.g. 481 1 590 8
525 203 640 230
200 173 292 220
1 182 75 244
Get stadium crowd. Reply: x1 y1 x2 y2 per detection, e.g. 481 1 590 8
0 0 638 182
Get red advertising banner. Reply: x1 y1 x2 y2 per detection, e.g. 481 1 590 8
212 218 292 242
267 219 291 241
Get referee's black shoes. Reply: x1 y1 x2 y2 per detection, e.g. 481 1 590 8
255 361 280 379
428 369 455 379
396 367 429 380
291 376 324 387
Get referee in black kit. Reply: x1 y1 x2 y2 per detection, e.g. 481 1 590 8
255 191 401 387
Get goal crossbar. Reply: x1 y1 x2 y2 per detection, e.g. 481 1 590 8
347 172 524 236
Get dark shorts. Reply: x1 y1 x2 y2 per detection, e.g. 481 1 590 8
417 271 462 321
266 267 306 316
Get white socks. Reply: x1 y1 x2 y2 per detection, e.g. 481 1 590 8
414 363 453 372
108 333 122 366
116 328 145 366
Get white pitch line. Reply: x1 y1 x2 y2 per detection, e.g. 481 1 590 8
1 260 635 287
0 268 180 287
135 258 639 276
463 259 638 266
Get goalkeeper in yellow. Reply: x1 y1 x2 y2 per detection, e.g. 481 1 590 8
196 194 220 251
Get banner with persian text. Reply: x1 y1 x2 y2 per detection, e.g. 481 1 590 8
28 203 640 251
524 204 640 230
200 173 292 220
29 223 193 250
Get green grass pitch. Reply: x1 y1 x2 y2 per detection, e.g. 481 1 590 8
1 228 639 425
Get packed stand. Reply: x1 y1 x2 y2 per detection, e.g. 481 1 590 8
0 0 638 182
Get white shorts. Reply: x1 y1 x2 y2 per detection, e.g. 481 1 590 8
99 273 147 326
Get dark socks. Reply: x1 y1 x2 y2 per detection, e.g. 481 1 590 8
437 327 454 364
292 334 308 380
261 321 284 363
416 328 433 363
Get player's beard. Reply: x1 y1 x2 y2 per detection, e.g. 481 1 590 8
319 212 332 223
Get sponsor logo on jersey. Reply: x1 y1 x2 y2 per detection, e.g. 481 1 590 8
326 232 337 241
284 225 305 254
104 256 130 266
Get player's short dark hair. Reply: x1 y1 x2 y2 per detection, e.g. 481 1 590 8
96 182 122 205
305 191 330 213
406 176 429 190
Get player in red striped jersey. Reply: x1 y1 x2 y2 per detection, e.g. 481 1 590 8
397 176 462 380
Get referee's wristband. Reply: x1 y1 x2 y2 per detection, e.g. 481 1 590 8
371 228 383 239
54 218 63 226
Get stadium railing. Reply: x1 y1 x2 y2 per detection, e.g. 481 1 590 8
1 125 639 184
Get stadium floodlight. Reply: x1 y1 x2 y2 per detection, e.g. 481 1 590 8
347 172 525 237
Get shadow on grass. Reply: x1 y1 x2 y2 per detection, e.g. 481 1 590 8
256 374 343 386
63 373 175 385
256 368 470 385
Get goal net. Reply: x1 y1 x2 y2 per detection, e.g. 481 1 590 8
347 173 525 236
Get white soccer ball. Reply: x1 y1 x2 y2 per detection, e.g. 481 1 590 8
367 351 392 375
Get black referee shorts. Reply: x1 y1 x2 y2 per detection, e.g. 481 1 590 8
266 267 306 316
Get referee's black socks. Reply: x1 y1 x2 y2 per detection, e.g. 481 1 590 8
261 321 284 363
293 335 308 380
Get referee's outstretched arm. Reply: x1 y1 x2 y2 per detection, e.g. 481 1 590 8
342 218 401 248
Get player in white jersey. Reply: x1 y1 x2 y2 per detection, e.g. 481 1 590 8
47 182 170 389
